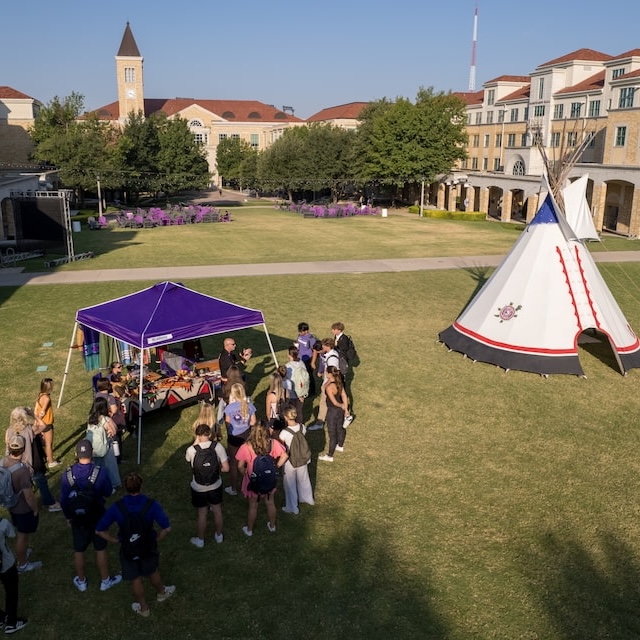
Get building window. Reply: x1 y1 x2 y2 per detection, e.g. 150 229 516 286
486 111 494 124
567 131 577 147
531 129 542 146
619 87 635 109
124 67 136 83
189 120 203 128
482 157 488 170
586 131 596 147
487 89 495 106
475 112 482 125
570 102 582 118
471 157 478 170
612 68 626 79
498 110 505 123
534 105 545 117
495 133 502 147
523 107 529 121
250 133 259 148
467 114 472 125
510 108 518 122
218 133 227 142
483 134 490 147
538 77 545 100
493 158 501 171
521 133 528 147
615 126 626 146
472 135 479 148
193 132 208 145
507 133 516 147
551 132 561 147
588 100 600 117
553 104 564 119
513 160 525 175
231 134 240 140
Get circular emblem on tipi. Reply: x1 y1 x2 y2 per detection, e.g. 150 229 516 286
498 304 520 321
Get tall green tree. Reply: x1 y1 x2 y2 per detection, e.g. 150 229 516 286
216 137 255 188
257 127 308 200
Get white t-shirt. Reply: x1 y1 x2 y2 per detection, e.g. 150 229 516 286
185 440 228 491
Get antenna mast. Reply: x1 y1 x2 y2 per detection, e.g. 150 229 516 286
468 1 478 91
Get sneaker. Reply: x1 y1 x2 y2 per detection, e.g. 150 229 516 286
282 507 299 515
131 602 150 617
157 585 176 602
4 619 27 634
224 486 237 496
318 454 334 462
17 561 42 573
242 525 253 537
46 461 60 469
308 422 324 431
214 532 224 544
267 522 276 533
190 537 204 548
73 576 88 592
343 415 354 429
100 575 122 591
48 502 62 513
335 445 344 453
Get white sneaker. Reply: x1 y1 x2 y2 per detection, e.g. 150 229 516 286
242 525 253 537
48 502 62 512
267 522 276 533
46 460 60 469
224 486 237 496
308 422 324 431
100 575 122 591
190 537 204 548
282 507 299 515
343 415 354 429
73 576 88 592
318 454 334 462
335 445 344 452
214 532 224 544
131 602 150 617
157 585 176 602
17 561 42 573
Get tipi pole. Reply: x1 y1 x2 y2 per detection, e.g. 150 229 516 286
57 322 78 409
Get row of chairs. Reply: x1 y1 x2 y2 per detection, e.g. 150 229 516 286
115 209 232 228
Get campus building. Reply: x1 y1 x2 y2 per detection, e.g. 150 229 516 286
447 48 640 236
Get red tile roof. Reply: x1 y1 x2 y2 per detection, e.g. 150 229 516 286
496 85 531 103
92 98 303 122
306 102 369 122
0 86 37 100
484 75 530 85
555 70 605 95
613 49 640 59
538 48 614 68
453 91 484 106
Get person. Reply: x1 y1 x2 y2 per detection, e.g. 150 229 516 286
95 378 125 462
86 397 121 490
185 424 229 548
284 346 310 423
107 362 129 399
296 322 317 395
96 472 175 617
308 339 340 431
278 405 314 514
1 435 42 573
216 364 246 425
59 439 121 593
192 401 220 441
265 372 286 431
5 407 61 513
236 420 288 536
0 517 27 633
318 366 350 462
218 337 251 383
34 377 58 468
223 383 257 496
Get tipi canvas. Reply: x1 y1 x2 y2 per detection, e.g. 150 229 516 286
562 174 599 241
439 193 640 375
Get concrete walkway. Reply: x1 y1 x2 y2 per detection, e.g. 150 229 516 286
2 252 640 286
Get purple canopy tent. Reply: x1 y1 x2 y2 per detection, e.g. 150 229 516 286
57 281 278 462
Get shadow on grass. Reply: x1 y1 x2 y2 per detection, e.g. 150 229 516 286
521 531 640 639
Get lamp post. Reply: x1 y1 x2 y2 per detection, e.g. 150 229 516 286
420 177 425 217
97 175 102 216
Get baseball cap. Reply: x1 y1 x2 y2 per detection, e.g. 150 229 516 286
76 439 93 458
8 434 26 452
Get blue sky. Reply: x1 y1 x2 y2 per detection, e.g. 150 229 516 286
2 0 639 119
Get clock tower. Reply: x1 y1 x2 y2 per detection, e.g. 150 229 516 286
116 22 144 124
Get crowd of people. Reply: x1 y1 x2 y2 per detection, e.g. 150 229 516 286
0 321 358 626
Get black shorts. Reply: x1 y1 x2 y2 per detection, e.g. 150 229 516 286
10 511 39 534
191 486 223 509
72 525 108 552
119 549 160 581
227 431 249 448
41 423 54 433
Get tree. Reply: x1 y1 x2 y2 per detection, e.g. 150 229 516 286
29 92 85 152
257 128 308 200
216 137 253 187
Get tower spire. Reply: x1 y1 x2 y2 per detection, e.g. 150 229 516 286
468 1 478 91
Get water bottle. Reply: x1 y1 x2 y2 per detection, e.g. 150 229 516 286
112 439 121 457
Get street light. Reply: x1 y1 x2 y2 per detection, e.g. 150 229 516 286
97 175 102 216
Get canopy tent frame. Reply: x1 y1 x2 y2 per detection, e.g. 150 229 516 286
57 282 278 463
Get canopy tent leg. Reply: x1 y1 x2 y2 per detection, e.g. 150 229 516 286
262 323 278 367
136 350 146 464
57 322 78 409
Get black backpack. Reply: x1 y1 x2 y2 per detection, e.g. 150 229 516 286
338 335 359 373
248 442 278 495
283 427 311 468
66 465 102 526
192 443 220 486
117 498 157 560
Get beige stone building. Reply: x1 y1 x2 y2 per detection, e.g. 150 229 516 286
0 86 41 166
306 102 369 129
93 23 303 185
447 48 640 236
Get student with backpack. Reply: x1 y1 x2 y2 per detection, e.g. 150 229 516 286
277 405 314 515
0 517 27 633
284 346 310 423
185 424 229 548
0 435 42 573
59 439 121 593
96 472 175 617
236 420 288 537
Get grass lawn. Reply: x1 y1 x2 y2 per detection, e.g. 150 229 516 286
3 209 640 639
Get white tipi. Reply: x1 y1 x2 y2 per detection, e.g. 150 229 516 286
439 191 640 375
562 174 599 241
